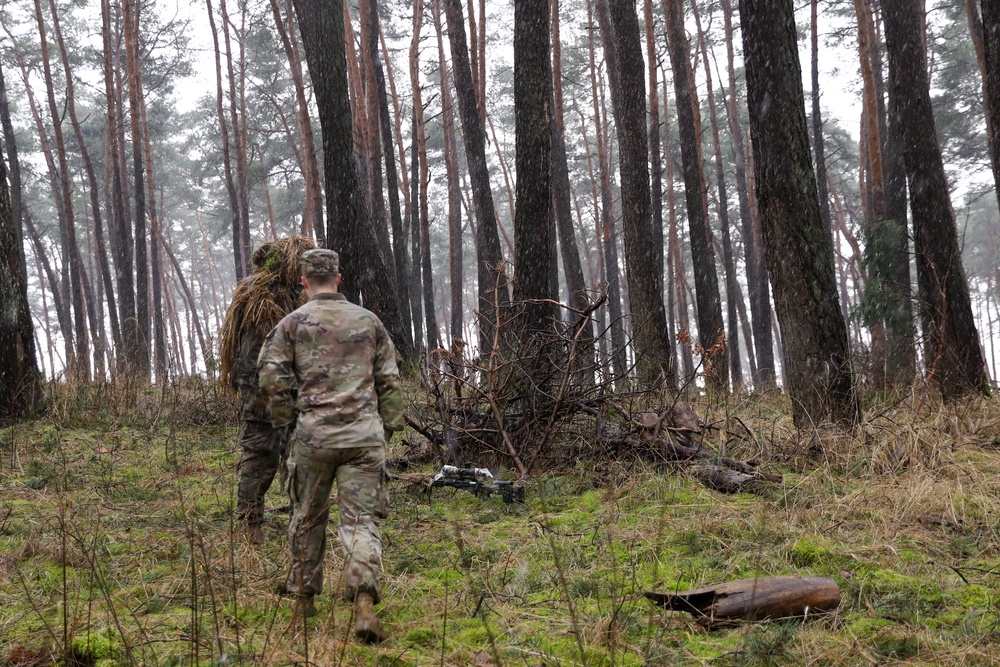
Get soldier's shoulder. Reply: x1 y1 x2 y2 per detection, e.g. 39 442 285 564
315 298 380 323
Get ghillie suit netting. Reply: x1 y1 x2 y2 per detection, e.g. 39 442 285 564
218 236 316 387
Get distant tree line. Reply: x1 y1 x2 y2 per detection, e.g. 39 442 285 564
1 0 998 426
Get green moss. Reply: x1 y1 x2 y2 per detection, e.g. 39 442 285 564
788 538 833 568
71 628 121 666
404 626 436 646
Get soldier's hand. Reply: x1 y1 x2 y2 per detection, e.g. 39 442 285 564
383 425 395 444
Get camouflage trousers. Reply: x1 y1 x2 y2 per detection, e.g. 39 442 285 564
236 420 285 526
284 443 387 603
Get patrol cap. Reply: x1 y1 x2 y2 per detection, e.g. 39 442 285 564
300 248 340 276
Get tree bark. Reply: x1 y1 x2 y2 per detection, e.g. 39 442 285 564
219 0 251 278
597 0 674 385
432 0 465 347
291 0 403 344
974 0 1000 212
101 0 138 367
0 62 42 421
205 0 244 283
409 106 426 350
512 0 558 336
270 0 324 243
132 22 168 380
409 0 433 350
661 72 695 380
586 0 627 382
661 0 726 388
883 0 989 398
879 8 916 387
551 0 595 382
741 0 860 427
692 0 743 389
645 0 665 288
721 0 772 384
360 0 413 364
444 0 507 354
50 0 122 361
34 0 90 381
123 0 152 380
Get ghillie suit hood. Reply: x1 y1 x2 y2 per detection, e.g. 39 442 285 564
218 236 316 388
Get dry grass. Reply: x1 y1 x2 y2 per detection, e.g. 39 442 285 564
1 379 999 666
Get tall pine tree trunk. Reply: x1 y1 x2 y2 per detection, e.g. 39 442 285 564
444 0 506 354
137 80 169 380
35 0 90 381
692 0 742 389
512 0 557 335
292 0 403 346
359 0 412 364
595 0 674 385
586 0 626 382
366 0 413 358
981 1 1000 216
551 0 594 381
124 0 151 379
219 0 251 278
661 0 725 387
432 0 464 347
883 0 989 398
741 0 860 427
51 0 121 363
270 0 324 242
0 62 42 421
102 0 137 373
721 0 772 384
661 72 695 379
206 0 244 281
409 0 434 349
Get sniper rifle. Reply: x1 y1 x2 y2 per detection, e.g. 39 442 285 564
430 465 525 505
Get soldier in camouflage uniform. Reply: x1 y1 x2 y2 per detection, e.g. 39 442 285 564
258 248 403 643
230 243 293 546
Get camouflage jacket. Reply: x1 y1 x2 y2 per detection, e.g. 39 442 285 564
257 292 404 449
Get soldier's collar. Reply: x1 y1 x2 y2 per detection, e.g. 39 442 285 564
309 292 346 302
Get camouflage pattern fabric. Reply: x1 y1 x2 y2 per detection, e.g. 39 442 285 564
283 444 387 601
257 292 404 444
257 291 402 602
236 419 283 525
234 329 286 526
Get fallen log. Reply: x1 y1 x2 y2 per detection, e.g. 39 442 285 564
644 576 841 628
688 465 759 493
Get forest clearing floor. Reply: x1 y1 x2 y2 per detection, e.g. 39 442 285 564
1 380 1000 666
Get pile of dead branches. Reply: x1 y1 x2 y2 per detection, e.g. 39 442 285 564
402 301 780 493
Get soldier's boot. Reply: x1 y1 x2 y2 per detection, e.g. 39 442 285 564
239 522 265 546
354 593 386 644
295 594 317 618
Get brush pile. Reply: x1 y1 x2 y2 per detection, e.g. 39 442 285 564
218 236 316 385
403 319 781 492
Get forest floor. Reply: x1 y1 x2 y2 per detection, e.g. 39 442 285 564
1 379 1000 666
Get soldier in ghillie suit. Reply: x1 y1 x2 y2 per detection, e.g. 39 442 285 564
258 249 403 643
219 237 316 545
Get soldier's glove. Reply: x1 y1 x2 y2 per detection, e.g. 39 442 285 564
383 425 395 444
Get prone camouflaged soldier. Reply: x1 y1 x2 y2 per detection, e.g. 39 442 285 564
257 248 403 643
